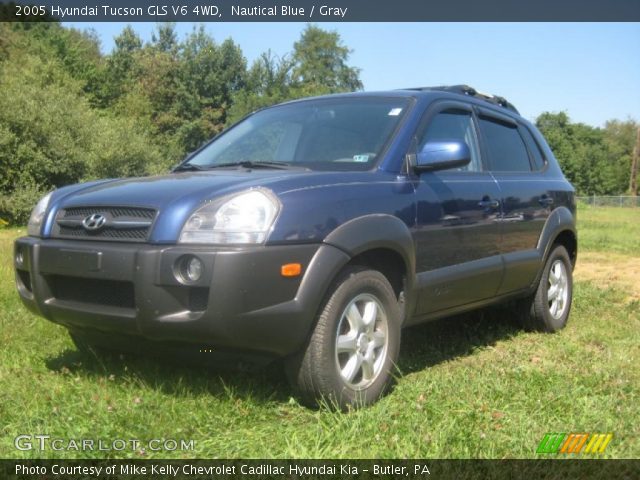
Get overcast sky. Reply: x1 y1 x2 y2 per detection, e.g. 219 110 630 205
65 22 640 127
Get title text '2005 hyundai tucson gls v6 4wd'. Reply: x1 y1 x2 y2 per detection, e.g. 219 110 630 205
15 85 576 409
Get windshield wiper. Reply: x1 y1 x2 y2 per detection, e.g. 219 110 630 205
207 161 308 170
173 160 309 172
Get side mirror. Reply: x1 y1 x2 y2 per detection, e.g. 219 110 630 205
412 140 471 172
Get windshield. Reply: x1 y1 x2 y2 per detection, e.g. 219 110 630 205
185 97 411 171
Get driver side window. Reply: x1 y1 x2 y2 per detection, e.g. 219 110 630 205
418 110 482 172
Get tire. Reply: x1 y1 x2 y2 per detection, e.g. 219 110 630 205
518 245 573 333
286 266 402 410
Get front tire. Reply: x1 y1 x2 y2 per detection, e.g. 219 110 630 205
519 244 573 332
286 266 402 410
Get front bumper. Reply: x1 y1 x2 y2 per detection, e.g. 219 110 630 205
14 237 350 357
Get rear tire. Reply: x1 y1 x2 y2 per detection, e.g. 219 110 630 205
518 245 573 332
286 266 401 410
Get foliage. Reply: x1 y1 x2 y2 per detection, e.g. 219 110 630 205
0 22 364 225
292 24 363 93
0 182 47 225
227 24 363 124
0 23 165 223
536 112 638 195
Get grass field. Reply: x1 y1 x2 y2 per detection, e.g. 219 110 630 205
1 205 638 459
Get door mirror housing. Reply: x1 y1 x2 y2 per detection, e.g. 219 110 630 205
412 140 471 172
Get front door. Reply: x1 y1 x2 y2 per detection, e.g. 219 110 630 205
411 103 503 316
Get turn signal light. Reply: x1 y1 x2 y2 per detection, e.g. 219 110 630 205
281 263 302 277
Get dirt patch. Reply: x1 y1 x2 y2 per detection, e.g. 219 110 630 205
575 251 640 301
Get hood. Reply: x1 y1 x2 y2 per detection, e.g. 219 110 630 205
55 170 300 209
45 169 385 243
48 170 311 243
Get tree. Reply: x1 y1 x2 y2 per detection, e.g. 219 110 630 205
604 119 640 194
292 24 363 93
0 24 164 223
151 22 178 54
0 22 369 224
226 51 296 124
227 26 364 124
536 112 639 196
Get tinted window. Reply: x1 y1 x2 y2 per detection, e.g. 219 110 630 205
520 126 546 171
479 117 532 172
419 110 481 172
187 97 410 171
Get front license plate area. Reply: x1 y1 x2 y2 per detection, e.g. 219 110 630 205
39 248 102 274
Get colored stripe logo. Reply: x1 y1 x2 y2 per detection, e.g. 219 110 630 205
537 433 612 454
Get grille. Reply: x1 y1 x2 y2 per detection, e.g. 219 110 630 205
48 275 135 309
53 206 156 242
62 207 155 220
57 226 149 240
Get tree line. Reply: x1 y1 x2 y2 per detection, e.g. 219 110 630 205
0 22 361 223
0 22 637 224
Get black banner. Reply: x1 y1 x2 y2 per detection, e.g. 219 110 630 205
1 459 639 480
1 0 640 22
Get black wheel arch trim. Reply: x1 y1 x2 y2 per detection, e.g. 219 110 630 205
323 214 417 320
536 206 577 267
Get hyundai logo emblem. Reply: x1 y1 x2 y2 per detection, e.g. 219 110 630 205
82 213 107 231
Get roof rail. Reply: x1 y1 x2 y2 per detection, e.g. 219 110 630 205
403 85 519 114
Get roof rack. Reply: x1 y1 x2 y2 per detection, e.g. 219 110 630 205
404 85 519 114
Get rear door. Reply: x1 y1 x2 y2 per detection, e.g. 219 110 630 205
411 101 503 316
476 109 551 294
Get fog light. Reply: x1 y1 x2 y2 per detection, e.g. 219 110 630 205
175 255 203 283
186 257 203 282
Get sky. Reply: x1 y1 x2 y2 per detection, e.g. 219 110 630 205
64 22 640 128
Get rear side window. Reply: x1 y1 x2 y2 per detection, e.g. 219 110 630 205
479 117 532 172
519 126 546 171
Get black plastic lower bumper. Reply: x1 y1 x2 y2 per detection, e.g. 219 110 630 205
14 237 350 357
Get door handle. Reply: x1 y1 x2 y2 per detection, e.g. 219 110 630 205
539 196 554 206
478 198 500 209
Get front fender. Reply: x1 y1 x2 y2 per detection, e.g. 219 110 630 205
323 214 417 317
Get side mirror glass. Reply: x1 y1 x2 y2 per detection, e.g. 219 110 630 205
413 140 471 172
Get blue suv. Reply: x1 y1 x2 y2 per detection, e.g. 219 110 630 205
15 85 577 409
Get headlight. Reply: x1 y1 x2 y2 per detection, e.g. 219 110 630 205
179 189 280 244
27 191 53 237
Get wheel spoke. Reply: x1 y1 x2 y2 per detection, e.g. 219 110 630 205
550 299 559 317
362 301 378 330
548 285 559 300
346 303 364 333
342 353 363 383
361 350 375 380
336 333 358 354
372 330 386 348
556 262 564 278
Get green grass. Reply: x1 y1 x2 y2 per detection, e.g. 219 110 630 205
577 204 640 254
0 206 638 459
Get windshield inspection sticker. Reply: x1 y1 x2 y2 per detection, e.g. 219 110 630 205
388 108 403 116
353 155 370 163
